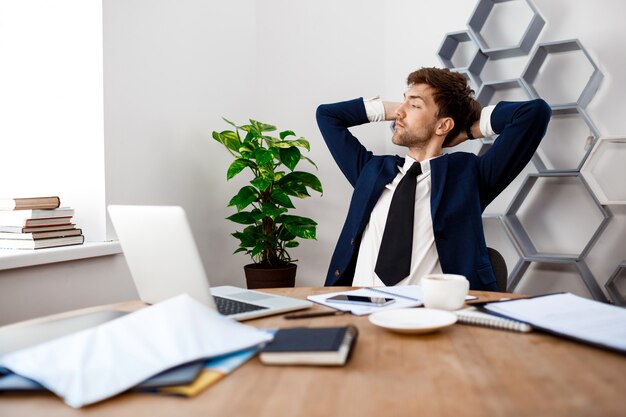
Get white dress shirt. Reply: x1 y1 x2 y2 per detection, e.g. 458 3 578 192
352 97 496 287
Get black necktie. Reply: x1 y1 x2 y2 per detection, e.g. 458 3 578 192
375 162 422 285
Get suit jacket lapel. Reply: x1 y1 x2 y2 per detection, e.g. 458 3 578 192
355 156 403 233
430 154 449 220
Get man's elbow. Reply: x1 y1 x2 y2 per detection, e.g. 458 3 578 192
316 104 330 124
529 98 552 128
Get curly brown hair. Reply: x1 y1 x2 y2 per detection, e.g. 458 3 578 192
407 67 481 146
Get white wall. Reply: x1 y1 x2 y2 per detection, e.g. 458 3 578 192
253 0 388 286
0 0 106 241
103 0 258 288
2 0 625 323
103 0 391 288
0 254 137 325
103 0 626 294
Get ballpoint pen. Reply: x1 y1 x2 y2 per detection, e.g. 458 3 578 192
284 310 348 320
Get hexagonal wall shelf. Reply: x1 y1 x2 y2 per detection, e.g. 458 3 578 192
504 173 609 259
521 39 603 110
458 69 482 94
484 160 536 215
482 214 523 290
532 106 600 173
509 258 607 301
441 0 613 301
467 0 545 59
605 262 626 306
476 78 532 107
583 205 626 301
437 30 487 91
581 137 626 205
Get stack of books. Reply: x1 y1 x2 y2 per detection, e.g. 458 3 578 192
0 196 84 249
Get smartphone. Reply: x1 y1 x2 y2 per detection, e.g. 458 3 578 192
326 294 395 307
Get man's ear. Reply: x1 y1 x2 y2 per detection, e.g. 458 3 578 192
436 117 454 136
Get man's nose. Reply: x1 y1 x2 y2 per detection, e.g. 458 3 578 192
396 103 406 118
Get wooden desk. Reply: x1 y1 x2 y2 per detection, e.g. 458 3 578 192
0 287 624 417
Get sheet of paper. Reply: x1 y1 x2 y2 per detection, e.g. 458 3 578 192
484 293 626 353
307 288 422 316
372 285 477 301
0 294 273 408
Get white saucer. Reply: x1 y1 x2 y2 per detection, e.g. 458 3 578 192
368 308 457 334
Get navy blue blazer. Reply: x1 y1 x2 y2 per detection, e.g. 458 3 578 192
316 98 551 291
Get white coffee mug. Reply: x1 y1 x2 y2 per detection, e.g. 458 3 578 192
421 274 469 311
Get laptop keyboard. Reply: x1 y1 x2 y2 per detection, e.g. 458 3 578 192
213 296 268 316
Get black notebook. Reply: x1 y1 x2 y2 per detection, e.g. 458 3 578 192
259 326 358 366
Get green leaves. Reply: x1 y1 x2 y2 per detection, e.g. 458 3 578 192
213 117 322 265
279 130 296 140
286 138 310 151
226 211 257 225
251 176 272 192
212 130 241 153
270 190 295 208
266 137 311 151
278 171 323 195
251 120 276 133
227 159 256 180
279 147 301 171
261 203 287 219
281 215 317 240
228 186 259 211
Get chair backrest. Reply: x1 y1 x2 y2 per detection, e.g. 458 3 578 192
487 247 508 292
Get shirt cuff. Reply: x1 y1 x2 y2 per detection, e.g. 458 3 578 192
479 105 497 137
363 96 385 122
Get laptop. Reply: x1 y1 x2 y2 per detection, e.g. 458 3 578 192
107 205 312 321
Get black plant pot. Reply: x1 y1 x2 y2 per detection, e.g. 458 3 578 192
243 263 297 289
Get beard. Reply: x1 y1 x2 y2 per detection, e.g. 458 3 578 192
391 120 436 148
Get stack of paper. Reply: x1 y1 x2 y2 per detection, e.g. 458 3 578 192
307 285 476 316
484 293 626 354
0 294 272 407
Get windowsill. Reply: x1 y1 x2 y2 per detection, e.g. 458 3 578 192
0 241 122 271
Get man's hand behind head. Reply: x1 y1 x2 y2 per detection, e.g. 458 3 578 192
442 98 482 148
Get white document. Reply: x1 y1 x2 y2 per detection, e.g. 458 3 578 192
307 287 423 316
372 285 477 301
484 293 626 353
307 285 477 316
0 294 273 408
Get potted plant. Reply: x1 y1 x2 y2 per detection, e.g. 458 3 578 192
212 118 323 289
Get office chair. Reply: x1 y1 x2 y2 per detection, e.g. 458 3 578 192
487 247 508 292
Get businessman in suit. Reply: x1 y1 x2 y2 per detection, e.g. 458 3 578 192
316 67 551 291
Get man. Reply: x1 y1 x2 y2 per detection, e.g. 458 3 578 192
316 67 551 291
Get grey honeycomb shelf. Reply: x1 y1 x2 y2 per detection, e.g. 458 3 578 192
605 261 626 306
482 214 523 291
508 257 607 302
581 137 626 205
467 0 545 59
503 173 610 260
521 39 603 110
476 78 531 107
437 30 487 91
532 106 600 173
441 0 617 301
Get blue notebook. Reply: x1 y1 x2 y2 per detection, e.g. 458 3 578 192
259 326 358 366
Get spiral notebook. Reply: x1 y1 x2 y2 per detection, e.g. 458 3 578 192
455 307 532 333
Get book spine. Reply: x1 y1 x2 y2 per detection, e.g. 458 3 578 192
0 197 61 211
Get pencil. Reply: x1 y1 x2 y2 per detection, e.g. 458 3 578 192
284 310 347 320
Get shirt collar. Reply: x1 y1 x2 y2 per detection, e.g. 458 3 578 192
400 154 442 175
